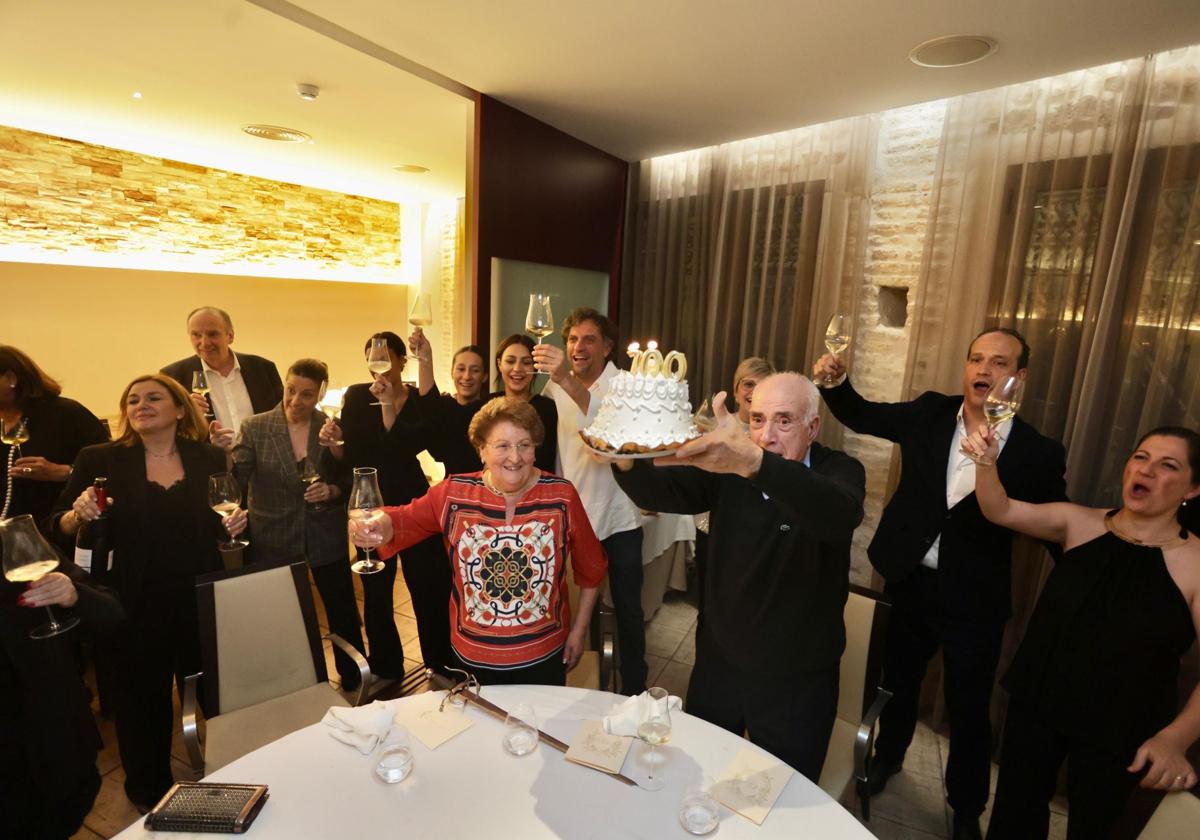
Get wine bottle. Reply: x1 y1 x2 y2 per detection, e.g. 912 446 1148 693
74 477 112 574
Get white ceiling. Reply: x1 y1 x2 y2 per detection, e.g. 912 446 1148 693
1 0 1198 205
0 0 472 203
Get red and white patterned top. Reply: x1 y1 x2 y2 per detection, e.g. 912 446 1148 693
377 471 608 669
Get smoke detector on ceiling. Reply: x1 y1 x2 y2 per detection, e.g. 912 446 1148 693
909 35 998 68
241 124 312 143
297 83 320 101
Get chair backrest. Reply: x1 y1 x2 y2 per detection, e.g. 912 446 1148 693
1138 791 1200 839
837 585 890 725
195 561 328 715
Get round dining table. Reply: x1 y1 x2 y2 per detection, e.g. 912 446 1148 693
115 684 875 839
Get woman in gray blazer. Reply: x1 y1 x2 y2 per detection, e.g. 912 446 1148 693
223 358 365 690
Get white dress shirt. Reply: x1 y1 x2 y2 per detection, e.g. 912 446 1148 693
542 361 641 542
203 352 257 433
920 408 1012 570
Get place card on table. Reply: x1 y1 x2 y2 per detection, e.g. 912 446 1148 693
712 748 793 826
564 720 633 775
393 691 474 750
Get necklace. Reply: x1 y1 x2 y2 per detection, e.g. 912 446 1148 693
145 445 178 459
482 469 535 497
1104 509 1188 549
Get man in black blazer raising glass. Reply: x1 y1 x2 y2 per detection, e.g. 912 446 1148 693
814 329 1066 840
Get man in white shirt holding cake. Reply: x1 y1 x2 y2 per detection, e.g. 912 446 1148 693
534 308 648 695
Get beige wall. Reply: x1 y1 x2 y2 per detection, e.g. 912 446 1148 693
1 261 410 423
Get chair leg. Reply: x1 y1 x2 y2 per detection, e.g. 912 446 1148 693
857 779 871 821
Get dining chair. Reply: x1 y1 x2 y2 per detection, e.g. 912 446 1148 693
182 560 371 775
1137 789 1200 838
818 584 893 820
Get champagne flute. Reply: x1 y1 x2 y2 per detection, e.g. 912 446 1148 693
408 293 433 362
208 472 248 550
191 370 213 420
637 686 672 791
823 313 852 385
348 467 385 575
984 375 1024 428
0 514 81 639
1 417 30 460
300 457 325 512
526 293 554 374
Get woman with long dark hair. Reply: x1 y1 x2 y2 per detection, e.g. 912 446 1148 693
961 425 1200 839
410 332 487 475
488 334 557 473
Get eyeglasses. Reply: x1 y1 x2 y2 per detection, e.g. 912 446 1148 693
488 441 535 457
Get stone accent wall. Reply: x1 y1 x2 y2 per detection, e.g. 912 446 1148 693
843 101 946 584
0 125 399 278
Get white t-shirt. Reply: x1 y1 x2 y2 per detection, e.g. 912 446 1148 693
542 361 641 542
203 352 257 433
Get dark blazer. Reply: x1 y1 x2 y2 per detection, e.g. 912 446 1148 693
49 438 227 606
614 443 866 675
160 352 283 417
339 383 432 505
2 395 108 531
821 379 1067 621
231 405 349 568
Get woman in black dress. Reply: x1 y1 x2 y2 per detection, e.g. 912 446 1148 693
51 374 228 810
320 333 452 678
489 334 557 473
0 346 108 530
962 425 1200 839
410 333 487 475
2 561 124 839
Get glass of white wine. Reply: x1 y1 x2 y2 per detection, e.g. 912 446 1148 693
984 375 1024 428
208 472 248 551
190 370 212 419
366 338 394 407
409 294 433 362
526 293 554 374
637 686 672 791
0 514 80 639
348 467 385 575
823 313 852 385
300 457 324 512
1 417 31 460
318 385 344 447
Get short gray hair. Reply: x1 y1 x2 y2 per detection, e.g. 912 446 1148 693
187 306 233 332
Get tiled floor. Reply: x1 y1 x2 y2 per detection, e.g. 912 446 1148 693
70 573 1068 840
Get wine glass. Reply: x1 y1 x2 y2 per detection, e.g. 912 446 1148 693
208 472 248 551
366 338 393 407
300 457 324 512
0 514 80 639
637 686 672 791
1 417 30 460
408 293 433 362
984 376 1024 428
822 313 852 385
526 293 554 374
348 467 385 575
692 397 718 433
318 385 344 447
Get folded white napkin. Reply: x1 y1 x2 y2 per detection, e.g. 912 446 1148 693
322 700 397 754
602 691 683 736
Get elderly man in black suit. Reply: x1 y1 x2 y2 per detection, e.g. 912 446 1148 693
611 372 865 783
814 328 1066 840
160 306 283 439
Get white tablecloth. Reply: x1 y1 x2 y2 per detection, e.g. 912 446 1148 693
116 685 872 839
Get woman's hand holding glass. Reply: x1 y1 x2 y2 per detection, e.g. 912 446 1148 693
408 329 432 366
348 509 393 549
369 374 395 403
811 353 847 386
19 572 79 609
10 456 69 482
221 506 249 538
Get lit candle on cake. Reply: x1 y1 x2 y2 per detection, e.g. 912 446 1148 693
643 340 664 376
627 342 642 375
663 351 687 382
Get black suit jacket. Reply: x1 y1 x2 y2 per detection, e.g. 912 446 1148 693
821 380 1067 622
49 438 227 606
160 352 283 417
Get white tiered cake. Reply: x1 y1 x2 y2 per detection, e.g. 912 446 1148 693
580 342 700 455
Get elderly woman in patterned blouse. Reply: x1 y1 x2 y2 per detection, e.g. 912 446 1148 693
349 396 606 686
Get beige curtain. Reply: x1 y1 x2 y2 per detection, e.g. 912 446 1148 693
905 45 1200 738
622 117 876 443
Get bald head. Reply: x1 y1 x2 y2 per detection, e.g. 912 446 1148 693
747 372 821 462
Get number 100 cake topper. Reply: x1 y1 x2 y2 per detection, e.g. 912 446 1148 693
627 341 687 381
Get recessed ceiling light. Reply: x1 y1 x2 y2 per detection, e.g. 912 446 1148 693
392 164 430 174
132 91 143 99
297 83 320 101
909 35 997 68
241 124 312 143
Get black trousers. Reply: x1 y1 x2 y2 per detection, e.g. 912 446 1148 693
108 584 201 807
395 536 453 676
987 700 1139 840
875 567 1005 817
0 721 100 840
687 638 839 783
309 560 366 690
603 527 648 695
449 648 566 687
359 554 405 678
